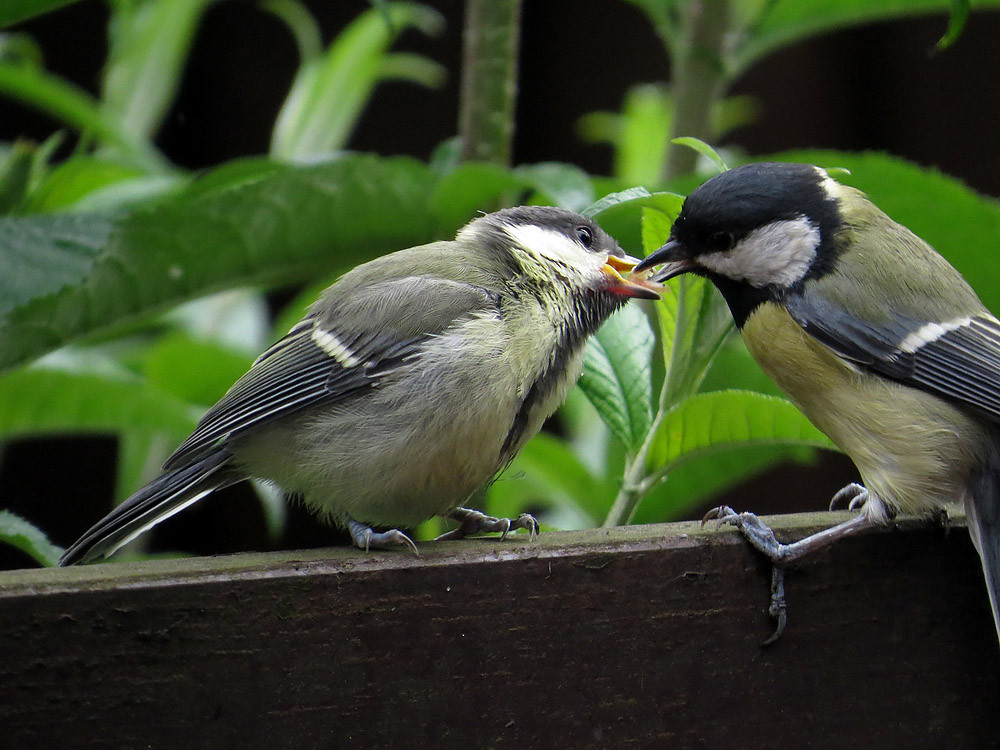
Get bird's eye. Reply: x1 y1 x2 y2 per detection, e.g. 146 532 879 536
707 230 734 251
575 225 594 248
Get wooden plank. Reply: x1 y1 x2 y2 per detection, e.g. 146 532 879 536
1 512 998 748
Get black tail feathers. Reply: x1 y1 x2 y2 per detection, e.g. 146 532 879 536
59 450 235 566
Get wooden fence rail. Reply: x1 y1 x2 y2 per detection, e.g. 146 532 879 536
1 512 998 749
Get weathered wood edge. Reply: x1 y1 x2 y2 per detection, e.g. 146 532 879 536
0 510 951 595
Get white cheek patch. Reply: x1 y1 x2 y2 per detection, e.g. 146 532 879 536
502 223 597 272
898 317 973 354
698 217 820 287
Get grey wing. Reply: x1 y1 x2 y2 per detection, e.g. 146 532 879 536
164 276 499 470
786 287 1000 423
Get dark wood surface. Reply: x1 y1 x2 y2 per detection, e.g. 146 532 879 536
1 512 998 749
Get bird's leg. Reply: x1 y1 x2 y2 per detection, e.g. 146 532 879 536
347 518 419 555
434 507 539 542
704 484 892 643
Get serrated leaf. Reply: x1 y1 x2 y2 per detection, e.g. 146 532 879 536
0 510 62 566
644 389 836 478
0 154 437 372
578 303 656 454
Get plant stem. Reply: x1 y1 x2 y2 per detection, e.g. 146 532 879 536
604 431 659 528
458 0 522 166
662 0 731 181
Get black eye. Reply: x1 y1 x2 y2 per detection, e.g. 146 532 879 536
707 230 734 251
575 225 594 247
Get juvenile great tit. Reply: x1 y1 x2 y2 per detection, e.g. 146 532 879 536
635 161 1000 642
60 206 660 565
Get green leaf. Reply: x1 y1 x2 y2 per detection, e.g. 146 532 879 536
0 154 438 372
20 156 147 213
769 150 1000 312
938 0 970 48
0 139 34 213
670 137 728 174
142 333 255 406
640 206 673 254
584 188 684 256
0 510 62 566
488 432 617 528
0 0 82 28
100 0 211 146
737 0 1000 72
0 359 198 443
644 389 836 479
632 444 815 524
0 61 159 169
270 2 445 162
578 303 656 454
262 0 322 63
429 161 526 233
516 162 596 212
659 274 733 407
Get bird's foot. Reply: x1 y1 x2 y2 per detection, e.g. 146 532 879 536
829 483 895 523
703 488 888 644
434 507 539 542
347 518 419 555
703 505 791 562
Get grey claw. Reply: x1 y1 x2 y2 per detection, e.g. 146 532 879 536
347 519 419 556
829 482 867 511
434 508 539 542
702 505 736 527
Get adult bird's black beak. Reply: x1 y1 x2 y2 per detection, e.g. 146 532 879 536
633 239 697 282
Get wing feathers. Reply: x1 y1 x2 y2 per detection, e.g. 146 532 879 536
788 286 1000 424
164 277 499 469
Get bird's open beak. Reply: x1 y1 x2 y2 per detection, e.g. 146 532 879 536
633 239 697 282
603 253 662 300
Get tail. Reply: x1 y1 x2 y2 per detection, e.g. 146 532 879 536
965 483 1000 645
59 449 236 566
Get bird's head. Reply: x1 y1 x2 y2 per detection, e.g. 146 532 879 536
460 206 662 304
635 163 846 317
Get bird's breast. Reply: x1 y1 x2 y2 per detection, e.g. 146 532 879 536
742 302 989 514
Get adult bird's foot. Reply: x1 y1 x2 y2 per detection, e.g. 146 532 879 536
703 505 792 562
703 487 889 644
434 507 540 542
347 518 419 555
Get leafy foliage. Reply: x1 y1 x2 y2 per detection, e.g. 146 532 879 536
1 0 998 565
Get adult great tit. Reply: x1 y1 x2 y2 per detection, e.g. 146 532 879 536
60 206 660 565
635 161 1000 642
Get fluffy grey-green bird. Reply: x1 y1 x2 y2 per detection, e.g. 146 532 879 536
60 206 660 565
635 161 1000 642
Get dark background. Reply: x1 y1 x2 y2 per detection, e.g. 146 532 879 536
2 0 998 566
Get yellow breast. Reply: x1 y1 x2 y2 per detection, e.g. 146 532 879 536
741 303 986 514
